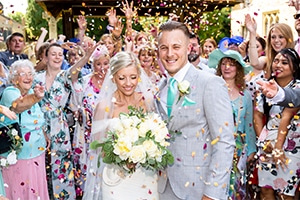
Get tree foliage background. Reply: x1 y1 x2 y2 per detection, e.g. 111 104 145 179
8 0 231 45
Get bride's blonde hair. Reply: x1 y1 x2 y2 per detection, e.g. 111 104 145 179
110 51 141 76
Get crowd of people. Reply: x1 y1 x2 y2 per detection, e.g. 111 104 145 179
0 1 300 199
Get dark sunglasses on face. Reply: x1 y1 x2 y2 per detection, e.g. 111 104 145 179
294 13 300 20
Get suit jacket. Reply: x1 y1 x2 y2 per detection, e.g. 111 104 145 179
0 50 28 67
155 64 235 200
278 87 300 108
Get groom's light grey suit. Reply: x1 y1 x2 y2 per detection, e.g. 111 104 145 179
155 64 235 200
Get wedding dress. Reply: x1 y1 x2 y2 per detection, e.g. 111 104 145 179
102 164 158 200
83 54 158 200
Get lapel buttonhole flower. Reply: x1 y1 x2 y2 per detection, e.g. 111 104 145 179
177 80 196 106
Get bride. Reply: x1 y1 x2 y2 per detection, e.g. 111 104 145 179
83 51 158 199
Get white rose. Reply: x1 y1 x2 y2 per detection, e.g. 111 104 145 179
178 80 190 94
109 118 124 133
129 145 146 164
11 128 18 136
0 158 7 166
153 127 169 144
113 138 132 160
143 140 158 158
124 128 139 143
138 121 150 137
130 115 141 127
7 151 17 165
121 117 135 129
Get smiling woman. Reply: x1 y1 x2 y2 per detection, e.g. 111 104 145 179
0 59 49 200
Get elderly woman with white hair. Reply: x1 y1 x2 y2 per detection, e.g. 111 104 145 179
0 59 49 200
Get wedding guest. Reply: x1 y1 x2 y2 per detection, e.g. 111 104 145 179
156 20 235 200
100 34 121 57
245 14 294 79
201 38 217 65
138 45 160 85
72 45 110 197
242 35 266 100
0 59 49 200
188 33 215 73
33 41 99 199
210 49 256 199
254 48 300 200
0 32 28 68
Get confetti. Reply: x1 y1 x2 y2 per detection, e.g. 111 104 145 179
185 181 190 187
211 136 220 145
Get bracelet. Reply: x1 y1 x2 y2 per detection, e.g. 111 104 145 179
107 24 114 31
112 34 122 41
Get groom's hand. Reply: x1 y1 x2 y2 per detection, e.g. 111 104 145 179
256 79 278 98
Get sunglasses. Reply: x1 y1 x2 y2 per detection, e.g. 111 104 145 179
294 13 300 20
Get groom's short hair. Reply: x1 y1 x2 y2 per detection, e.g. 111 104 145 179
158 21 190 39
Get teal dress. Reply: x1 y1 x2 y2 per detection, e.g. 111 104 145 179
0 86 47 199
229 90 256 199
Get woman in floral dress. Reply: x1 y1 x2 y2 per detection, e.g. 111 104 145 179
254 48 300 200
72 46 110 196
34 42 99 199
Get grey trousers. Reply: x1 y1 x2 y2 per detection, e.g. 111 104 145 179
159 180 183 200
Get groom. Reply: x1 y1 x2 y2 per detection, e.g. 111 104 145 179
155 21 235 200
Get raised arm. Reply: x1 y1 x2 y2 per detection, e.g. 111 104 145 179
121 0 136 38
35 28 48 56
11 84 44 114
69 41 100 82
245 14 266 70
76 15 87 46
256 79 300 108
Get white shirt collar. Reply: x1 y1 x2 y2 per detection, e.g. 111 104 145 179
167 62 191 83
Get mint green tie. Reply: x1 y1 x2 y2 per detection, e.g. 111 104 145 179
167 77 177 117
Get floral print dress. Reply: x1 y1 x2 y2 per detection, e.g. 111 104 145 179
72 75 101 197
34 70 79 199
256 80 300 196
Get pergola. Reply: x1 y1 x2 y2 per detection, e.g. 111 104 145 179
35 0 243 38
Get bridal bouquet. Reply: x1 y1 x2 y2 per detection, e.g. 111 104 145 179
90 106 174 173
